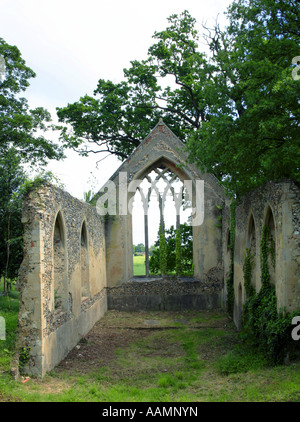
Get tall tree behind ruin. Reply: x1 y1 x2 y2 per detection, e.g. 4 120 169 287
56 1 300 197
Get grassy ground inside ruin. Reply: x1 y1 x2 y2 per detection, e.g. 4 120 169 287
0 292 300 402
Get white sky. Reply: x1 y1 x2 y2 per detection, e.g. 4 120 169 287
0 0 232 244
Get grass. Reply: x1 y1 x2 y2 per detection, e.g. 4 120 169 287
0 300 300 402
133 255 146 276
0 280 19 374
133 255 177 276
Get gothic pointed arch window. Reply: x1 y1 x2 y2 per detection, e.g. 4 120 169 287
131 160 193 276
264 205 276 285
53 211 67 311
80 220 89 300
224 228 231 283
246 213 257 292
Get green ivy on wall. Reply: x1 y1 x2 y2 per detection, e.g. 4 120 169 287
18 346 31 374
260 225 275 286
243 248 255 298
241 225 300 364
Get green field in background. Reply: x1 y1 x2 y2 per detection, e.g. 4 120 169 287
133 255 146 276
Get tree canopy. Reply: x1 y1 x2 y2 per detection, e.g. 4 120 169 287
0 38 67 285
187 0 300 196
0 149 63 285
0 150 26 283
56 0 300 197
56 10 208 160
0 38 64 166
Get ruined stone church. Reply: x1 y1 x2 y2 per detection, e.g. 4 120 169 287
16 119 300 376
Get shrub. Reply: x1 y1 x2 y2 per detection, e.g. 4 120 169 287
149 223 193 275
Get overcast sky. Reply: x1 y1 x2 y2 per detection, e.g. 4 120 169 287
0 0 232 244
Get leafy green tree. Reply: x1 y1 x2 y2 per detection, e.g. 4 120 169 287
0 38 63 165
56 3 300 197
149 244 157 257
0 151 62 290
56 11 210 161
187 0 300 196
0 150 26 287
149 223 193 275
0 38 65 288
135 243 145 253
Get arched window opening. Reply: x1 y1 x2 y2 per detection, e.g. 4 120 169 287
54 213 64 247
81 221 89 300
81 222 87 248
53 212 67 311
247 214 256 255
264 206 276 285
132 164 193 277
246 213 257 291
224 228 232 283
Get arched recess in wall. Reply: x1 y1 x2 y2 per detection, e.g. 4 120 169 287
246 213 257 292
53 211 67 311
226 228 231 259
80 220 90 300
264 205 276 286
224 228 231 282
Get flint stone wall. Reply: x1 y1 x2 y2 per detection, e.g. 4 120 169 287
233 180 300 328
17 182 107 377
107 275 223 311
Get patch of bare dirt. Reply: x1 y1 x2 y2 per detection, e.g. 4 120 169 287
54 310 233 375
55 319 155 374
